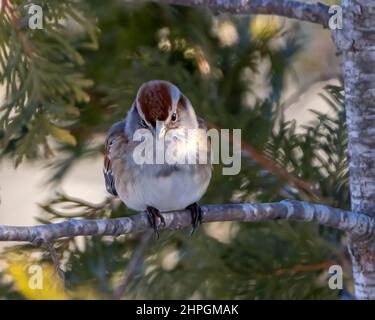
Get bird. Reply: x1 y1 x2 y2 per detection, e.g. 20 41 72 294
103 80 212 237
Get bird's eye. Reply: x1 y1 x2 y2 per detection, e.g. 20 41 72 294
141 119 148 128
171 113 177 122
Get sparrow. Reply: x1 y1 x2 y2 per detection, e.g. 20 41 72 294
103 80 212 236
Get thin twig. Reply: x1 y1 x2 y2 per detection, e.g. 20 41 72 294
113 231 154 299
41 241 65 284
207 121 321 199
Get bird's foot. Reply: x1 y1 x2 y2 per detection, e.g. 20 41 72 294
186 202 203 236
146 206 165 239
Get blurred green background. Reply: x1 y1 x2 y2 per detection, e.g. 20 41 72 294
0 0 349 299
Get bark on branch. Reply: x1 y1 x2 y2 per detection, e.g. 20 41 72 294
132 0 331 27
0 200 373 243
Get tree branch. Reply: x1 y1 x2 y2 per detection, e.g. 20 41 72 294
0 201 373 243
131 0 331 27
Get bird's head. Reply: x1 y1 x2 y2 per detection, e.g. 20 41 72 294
135 80 198 139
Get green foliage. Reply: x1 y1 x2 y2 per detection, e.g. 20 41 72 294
0 0 98 165
0 1 349 299
267 85 348 207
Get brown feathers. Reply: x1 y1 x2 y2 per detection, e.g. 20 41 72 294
137 81 172 126
103 121 128 196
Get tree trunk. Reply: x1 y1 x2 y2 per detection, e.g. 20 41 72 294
339 0 375 299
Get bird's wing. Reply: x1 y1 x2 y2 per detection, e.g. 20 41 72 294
103 120 127 196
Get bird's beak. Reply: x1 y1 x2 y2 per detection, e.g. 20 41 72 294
155 121 167 139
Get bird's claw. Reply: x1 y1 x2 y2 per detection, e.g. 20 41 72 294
146 206 165 239
186 203 203 236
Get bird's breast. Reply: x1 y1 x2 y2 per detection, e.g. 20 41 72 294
114 161 211 212
110 127 211 212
